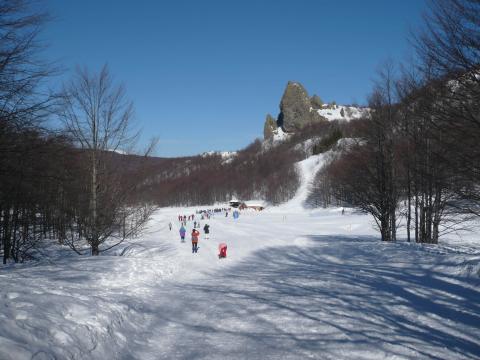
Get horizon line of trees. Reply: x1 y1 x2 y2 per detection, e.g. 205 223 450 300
139 137 302 207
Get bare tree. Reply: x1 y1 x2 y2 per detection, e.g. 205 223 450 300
0 0 54 126
60 65 153 255
321 63 402 242
415 0 480 217
416 0 480 77
0 0 58 264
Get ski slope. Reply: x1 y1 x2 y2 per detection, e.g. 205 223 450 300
1 156 480 359
274 153 326 212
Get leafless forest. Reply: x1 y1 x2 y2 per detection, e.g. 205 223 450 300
308 0 480 243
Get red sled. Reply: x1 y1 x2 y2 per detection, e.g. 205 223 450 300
218 243 227 258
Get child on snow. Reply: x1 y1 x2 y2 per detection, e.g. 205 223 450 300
179 225 186 242
191 229 200 253
218 243 227 258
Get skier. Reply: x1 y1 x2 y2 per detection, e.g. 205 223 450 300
194 220 197 228
179 225 186 242
169 222 172 231
191 229 200 253
203 224 210 240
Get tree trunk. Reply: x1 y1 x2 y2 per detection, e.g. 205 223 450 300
91 149 99 256
380 215 392 242
91 242 100 256
415 192 419 243
3 209 11 264
406 170 411 242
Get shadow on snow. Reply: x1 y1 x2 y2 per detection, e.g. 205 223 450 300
141 235 480 359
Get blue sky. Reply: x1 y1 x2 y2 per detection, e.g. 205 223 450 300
43 0 426 157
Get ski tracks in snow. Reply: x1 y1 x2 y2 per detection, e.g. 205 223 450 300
1 198 480 358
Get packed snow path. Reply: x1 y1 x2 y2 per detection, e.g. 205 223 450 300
1 206 480 360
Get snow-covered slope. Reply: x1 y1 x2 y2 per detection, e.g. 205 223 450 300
269 152 326 212
201 151 237 164
1 154 479 360
317 104 369 121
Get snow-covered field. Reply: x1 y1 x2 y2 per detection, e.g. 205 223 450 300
1 155 480 360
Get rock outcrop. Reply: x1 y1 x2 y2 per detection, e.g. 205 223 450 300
262 81 331 141
277 81 326 132
263 114 277 140
310 94 323 110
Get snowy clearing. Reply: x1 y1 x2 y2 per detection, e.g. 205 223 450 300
1 155 480 359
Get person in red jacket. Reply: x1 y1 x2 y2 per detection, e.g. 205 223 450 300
218 243 227 258
191 229 200 253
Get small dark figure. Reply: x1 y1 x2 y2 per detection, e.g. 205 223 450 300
203 224 210 240
342 208 345 215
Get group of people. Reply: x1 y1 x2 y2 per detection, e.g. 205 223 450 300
173 207 234 257
177 214 196 225
178 221 210 253
196 208 229 215
197 208 234 219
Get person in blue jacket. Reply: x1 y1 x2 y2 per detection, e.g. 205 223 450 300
179 225 186 242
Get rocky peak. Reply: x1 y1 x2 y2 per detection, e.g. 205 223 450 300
263 81 332 141
277 81 326 132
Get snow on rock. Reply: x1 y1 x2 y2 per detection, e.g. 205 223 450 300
262 126 291 150
317 104 369 121
272 125 290 143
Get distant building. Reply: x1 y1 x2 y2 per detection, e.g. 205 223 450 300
229 198 241 208
246 203 265 211
230 199 265 211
